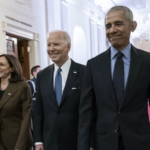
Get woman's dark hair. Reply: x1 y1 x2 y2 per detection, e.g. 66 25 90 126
0 54 24 82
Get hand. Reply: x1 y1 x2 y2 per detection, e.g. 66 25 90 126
35 144 44 150
90 147 94 150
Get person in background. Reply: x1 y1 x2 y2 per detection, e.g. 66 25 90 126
28 65 41 114
78 6 150 150
0 54 32 150
28 65 41 96
28 65 41 150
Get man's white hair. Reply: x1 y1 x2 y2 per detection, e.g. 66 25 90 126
47 30 71 43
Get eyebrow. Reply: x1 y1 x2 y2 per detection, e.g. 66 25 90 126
105 21 124 26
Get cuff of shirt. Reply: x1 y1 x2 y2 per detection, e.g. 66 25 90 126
35 142 43 145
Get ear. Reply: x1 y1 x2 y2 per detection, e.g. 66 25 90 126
130 21 137 32
67 43 71 52
11 67 14 73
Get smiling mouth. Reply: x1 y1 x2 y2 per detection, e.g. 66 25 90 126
110 36 121 40
50 53 59 57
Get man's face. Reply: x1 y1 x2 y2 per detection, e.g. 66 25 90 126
47 32 70 67
33 67 41 78
105 10 135 51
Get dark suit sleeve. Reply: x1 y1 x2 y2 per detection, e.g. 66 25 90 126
147 83 150 105
33 73 43 142
28 81 34 96
78 61 95 150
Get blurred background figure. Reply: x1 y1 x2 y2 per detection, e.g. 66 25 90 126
0 54 33 150
28 65 41 150
28 65 41 114
28 65 41 96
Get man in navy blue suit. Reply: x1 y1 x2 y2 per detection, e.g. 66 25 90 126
33 30 89 150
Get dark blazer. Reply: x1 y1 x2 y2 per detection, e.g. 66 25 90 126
28 77 37 115
34 60 85 150
78 45 150 150
0 81 33 150
28 77 37 95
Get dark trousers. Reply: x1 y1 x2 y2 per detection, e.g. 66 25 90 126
118 135 125 150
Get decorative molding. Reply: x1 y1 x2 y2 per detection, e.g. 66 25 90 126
2 22 39 41
61 0 68 7
0 1 34 19
5 16 32 27
14 0 32 9
2 22 7 31
33 33 39 41
89 11 104 26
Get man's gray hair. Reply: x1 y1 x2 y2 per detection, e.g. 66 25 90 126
47 30 71 43
107 6 133 22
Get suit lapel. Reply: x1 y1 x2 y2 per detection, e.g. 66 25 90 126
60 60 79 106
0 82 18 110
47 65 58 106
120 45 142 109
100 49 118 108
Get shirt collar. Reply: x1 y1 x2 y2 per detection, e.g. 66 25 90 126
111 43 131 61
54 58 71 73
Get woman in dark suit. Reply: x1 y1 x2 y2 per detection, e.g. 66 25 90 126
0 54 33 150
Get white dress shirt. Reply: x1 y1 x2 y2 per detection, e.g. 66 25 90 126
53 58 71 92
35 58 71 146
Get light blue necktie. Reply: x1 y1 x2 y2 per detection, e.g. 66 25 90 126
55 68 62 106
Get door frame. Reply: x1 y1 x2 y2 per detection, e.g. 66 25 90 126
1 21 41 78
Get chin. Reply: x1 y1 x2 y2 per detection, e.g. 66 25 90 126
111 42 119 47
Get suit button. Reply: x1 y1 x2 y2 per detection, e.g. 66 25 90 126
115 129 117 133
118 111 121 114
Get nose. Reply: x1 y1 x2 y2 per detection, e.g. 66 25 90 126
109 25 117 34
48 45 54 52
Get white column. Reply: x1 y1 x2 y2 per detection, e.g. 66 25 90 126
0 21 7 54
61 0 68 31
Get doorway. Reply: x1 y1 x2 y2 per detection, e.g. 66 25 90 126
6 34 30 80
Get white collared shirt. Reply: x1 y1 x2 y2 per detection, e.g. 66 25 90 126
53 58 71 92
35 58 71 146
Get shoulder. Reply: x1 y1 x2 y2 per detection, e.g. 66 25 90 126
38 65 53 77
71 60 86 71
9 81 30 91
16 81 29 88
136 48 150 57
133 46 150 62
88 49 109 64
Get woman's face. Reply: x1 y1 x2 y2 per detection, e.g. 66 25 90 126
0 56 13 80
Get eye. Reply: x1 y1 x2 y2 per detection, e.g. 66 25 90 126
54 43 59 46
47 43 51 47
0 63 4 66
105 24 111 29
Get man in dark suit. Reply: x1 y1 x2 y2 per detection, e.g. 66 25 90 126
78 6 150 150
33 30 86 150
